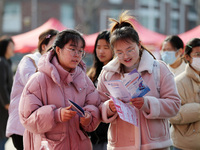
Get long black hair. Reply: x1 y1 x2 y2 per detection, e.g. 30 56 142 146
53 29 85 50
163 35 184 50
87 30 112 84
0 36 14 57
50 29 85 58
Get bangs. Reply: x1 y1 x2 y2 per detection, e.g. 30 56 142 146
110 27 139 49
64 34 85 48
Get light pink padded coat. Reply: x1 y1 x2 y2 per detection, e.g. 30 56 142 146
19 51 101 150
97 50 181 150
6 52 41 137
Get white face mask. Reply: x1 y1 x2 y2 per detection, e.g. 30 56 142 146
161 51 177 65
191 57 200 72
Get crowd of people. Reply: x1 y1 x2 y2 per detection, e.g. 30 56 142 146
0 10 199 150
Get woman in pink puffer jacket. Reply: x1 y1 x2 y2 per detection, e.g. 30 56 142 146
97 11 181 150
19 29 101 150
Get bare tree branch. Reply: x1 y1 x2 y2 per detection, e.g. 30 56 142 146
76 0 101 34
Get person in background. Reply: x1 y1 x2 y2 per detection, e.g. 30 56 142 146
6 29 58 150
19 29 101 150
87 30 113 86
161 35 186 76
97 11 181 150
0 36 15 150
87 30 113 150
169 38 200 150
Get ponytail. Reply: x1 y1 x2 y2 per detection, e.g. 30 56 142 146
109 10 155 59
110 11 135 33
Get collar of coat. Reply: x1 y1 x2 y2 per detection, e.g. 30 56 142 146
185 64 200 93
102 50 155 80
38 50 87 92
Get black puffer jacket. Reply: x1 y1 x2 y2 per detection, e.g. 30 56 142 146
0 57 13 139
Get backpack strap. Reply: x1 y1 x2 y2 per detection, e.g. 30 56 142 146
26 53 39 72
27 56 38 72
153 60 160 93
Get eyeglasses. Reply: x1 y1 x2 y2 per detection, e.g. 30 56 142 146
191 52 200 58
64 47 85 58
115 49 135 59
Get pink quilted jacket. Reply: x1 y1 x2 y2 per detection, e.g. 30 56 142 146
97 50 181 150
19 51 101 150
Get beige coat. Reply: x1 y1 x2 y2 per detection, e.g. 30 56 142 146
170 64 200 150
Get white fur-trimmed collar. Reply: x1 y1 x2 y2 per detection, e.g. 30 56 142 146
138 50 155 74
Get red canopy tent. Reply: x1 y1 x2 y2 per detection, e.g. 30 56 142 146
83 32 99 53
13 18 67 53
84 19 166 53
130 19 166 47
178 25 200 45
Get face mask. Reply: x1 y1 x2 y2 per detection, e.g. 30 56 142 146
191 57 200 72
161 51 177 65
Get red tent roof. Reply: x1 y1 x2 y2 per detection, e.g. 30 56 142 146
83 32 99 53
130 19 166 47
178 25 200 45
84 19 166 53
13 18 67 53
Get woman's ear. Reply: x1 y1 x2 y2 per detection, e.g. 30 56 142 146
138 41 142 49
41 44 47 54
178 48 184 57
41 44 46 51
184 54 191 63
55 46 61 55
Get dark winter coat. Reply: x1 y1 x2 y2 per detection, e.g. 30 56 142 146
0 57 13 139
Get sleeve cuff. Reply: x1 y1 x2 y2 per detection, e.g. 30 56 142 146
81 111 92 127
140 97 150 113
54 107 62 123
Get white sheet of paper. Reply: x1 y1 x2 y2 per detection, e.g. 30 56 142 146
104 80 131 102
104 69 150 103
111 96 138 126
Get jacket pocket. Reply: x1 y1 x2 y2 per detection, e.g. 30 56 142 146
45 132 66 142
108 119 117 144
145 119 167 139
182 123 199 136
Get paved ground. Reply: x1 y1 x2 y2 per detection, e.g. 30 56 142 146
5 138 15 150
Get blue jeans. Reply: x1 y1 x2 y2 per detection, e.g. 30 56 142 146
0 137 8 150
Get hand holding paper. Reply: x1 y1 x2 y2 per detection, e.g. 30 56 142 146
111 96 138 126
109 100 117 112
130 97 144 109
61 105 77 122
80 111 92 126
104 69 150 102
68 99 85 117
103 69 149 126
